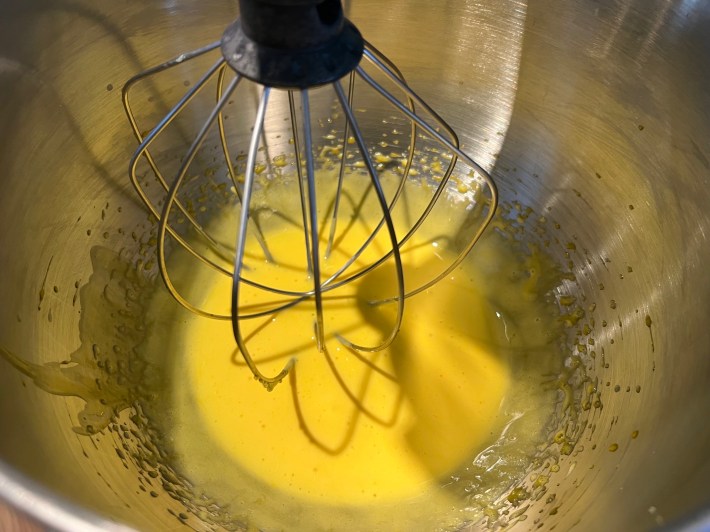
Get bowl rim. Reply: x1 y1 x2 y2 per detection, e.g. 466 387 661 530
0 457 136 532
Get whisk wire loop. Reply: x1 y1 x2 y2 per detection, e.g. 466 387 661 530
156 73 242 320
126 57 237 281
278 54 418 297
358 45 499 301
300 90 327 353
325 71 356 260
124 46 234 257
216 67 275 263
287 90 315 276
332 80 405 353
230 87 296 389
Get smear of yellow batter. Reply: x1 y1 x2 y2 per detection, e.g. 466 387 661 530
180 218 510 505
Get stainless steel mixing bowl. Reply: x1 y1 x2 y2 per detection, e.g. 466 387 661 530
1 0 709 530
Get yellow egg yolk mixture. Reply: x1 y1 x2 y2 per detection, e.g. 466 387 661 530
174 219 509 505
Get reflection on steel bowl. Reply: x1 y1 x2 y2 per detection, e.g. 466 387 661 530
0 0 709 530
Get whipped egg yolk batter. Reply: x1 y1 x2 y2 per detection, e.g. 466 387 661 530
173 216 510 506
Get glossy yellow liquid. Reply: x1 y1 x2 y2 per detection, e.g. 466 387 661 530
176 220 510 506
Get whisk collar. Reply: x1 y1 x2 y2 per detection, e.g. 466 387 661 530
221 0 364 88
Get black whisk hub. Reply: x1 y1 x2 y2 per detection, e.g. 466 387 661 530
222 0 364 88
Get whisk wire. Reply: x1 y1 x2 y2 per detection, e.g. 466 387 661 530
287 90 315 276
125 53 235 268
332 80 405 353
356 46 498 301
157 73 242 320
275 46 451 296
300 90 327 353
325 71 356 260
231 87 295 389
216 67 274 263
129 59 343 323
298 61 418 292
127 62 233 267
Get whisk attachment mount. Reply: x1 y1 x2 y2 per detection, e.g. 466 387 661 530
122 0 498 391
222 0 364 88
